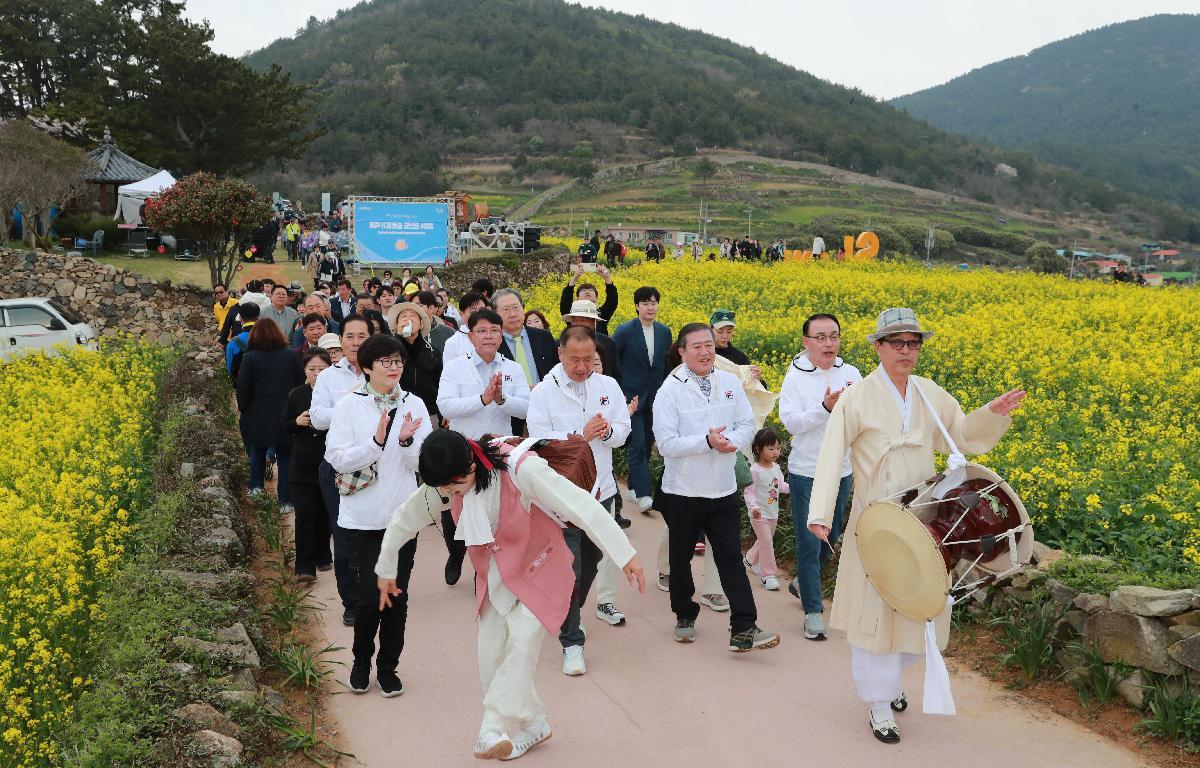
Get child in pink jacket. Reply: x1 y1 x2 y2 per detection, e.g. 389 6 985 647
743 428 789 591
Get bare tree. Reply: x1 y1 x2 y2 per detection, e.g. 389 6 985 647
0 119 90 249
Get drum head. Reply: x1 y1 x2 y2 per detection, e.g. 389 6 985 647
856 500 950 622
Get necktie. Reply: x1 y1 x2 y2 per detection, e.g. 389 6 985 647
511 334 533 386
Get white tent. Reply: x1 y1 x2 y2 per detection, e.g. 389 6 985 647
114 170 175 226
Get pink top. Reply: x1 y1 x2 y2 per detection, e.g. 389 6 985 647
743 461 789 520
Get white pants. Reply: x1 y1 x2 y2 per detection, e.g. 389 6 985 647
656 526 725 595
478 601 546 736
594 554 621 604
850 645 921 703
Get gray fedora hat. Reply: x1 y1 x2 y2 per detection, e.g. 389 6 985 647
867 307 935 343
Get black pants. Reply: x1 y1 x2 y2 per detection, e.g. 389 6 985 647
662 491 757 634
440 509 467 570
290 479 332 576
558 496 613 648
318 460 357 610
346 528 418 672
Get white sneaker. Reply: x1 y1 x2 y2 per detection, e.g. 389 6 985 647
502 718 552 760
657 573 670 592
742 554 762 576
762 575 780 591
474 730 513 760
699 593 730 612
636 496 653 512
562 645 586 676
595 603 626 626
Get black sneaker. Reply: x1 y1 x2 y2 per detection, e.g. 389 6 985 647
316 562 333 572
729 625 780 652
445 560 462 586
377 669 404 698
342 607 356 626
614 512 632 529
348 661 370 693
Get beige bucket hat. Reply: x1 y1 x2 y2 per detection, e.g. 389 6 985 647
867 307 935 343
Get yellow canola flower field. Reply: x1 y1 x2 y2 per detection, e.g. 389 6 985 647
0 343 169 768
527 257 1200 574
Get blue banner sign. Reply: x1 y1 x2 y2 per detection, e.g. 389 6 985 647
353 201 450 264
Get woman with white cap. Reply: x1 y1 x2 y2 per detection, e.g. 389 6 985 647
807 307 1025 744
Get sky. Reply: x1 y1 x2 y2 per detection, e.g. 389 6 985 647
185 0 1200 99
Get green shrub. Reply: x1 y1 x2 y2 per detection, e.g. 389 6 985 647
55 214 122 246
1138 674 1200 747
989 596 1063 681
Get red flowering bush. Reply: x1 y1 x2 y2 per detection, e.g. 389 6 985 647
143 172 273 288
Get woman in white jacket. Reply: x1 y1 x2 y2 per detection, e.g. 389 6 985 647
326 334 431 698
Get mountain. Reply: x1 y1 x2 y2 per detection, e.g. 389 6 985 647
243 0 1186 233
893 14 1200 209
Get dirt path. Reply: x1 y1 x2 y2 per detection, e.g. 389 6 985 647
308 508 1149 768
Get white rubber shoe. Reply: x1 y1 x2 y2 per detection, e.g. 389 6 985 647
474 730 513 760
502 718 552 760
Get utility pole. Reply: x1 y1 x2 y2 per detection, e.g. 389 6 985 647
1069 239 1077 279
747 207 753 238
924 225 935 270
569 208 574 237
698 199 704 242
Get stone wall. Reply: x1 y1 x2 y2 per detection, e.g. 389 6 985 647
0 246 574 355
1 247 217 351
965 545 1200 707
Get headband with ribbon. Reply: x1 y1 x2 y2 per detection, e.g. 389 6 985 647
467 439 494 472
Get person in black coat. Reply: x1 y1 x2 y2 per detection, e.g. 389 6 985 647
281 348 335 581
237 318 304 506
387 302 443 420
603 234 622 267
558 264 619 336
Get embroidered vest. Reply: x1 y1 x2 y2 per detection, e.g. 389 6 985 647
449 453 575 634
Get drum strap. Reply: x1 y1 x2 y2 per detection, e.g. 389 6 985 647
923 595 957 715
909 384 962 715
912 382 968 499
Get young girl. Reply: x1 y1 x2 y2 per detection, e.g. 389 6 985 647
743 428 789 591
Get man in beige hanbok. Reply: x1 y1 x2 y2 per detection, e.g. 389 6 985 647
807 308 1025 744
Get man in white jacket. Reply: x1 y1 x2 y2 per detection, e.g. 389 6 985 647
653 323 779 652
437 307 530 440
527 326 631 676
778 313 861 641
442 291 488 363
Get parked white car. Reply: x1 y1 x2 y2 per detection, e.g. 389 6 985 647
1 298 98 359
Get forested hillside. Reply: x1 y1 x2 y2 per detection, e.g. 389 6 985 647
894 14 1200 210
245 0 1136 218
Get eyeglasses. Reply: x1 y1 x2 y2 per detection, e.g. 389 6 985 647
472 328 502 336
805 333 840 343
882 338 924 351
375 357 405 369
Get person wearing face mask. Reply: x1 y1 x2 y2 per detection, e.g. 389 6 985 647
385 301 443 421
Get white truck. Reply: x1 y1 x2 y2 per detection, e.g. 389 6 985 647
1 298 98 360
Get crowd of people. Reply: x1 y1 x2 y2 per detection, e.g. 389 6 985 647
576 230 799 265
214 255 1025 760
